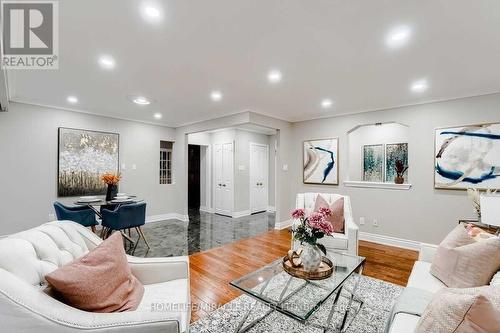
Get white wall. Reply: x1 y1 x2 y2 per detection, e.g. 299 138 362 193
290 93 500 244
0 103 180 234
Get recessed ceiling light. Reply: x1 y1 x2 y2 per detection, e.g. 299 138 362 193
321 99 333 109
386 26 411 48
98 55 115 70
66 96 78 104
411 79 428 93
140 3 163 22
210 91 223 101
132 96 151 105
154 113 162 119
267 69 282 83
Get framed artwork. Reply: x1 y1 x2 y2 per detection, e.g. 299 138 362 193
58 128 119 197
434 122 500 190
303 138 339 185
385 143 408 183
363 144 384 182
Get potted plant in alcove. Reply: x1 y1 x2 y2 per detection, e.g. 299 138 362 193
394 159 408 184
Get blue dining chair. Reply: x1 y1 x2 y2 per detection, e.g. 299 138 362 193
101 203 149 250
53 202 99 233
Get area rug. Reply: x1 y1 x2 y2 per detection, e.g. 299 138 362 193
190 274 402 333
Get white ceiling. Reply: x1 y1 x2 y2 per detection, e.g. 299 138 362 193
206 124 277 136
8 0 500 127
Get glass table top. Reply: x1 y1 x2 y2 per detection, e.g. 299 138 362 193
230 251 366 321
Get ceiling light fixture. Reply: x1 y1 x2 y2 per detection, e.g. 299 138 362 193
210 90 223 101
132 96 151 105
321 99 333 109
386 25 411 48
267 69 282 84
140 3 163 22
98 55 116 70
66 96 78 104
411 79 428 93
154 113 162 119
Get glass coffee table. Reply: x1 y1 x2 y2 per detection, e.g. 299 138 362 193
230 251 366 333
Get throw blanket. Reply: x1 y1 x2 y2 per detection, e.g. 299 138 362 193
384 287 434 333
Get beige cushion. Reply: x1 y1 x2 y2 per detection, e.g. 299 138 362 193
314 194 345 233
46 232 144 313
430 224 500 287
415 286 500 333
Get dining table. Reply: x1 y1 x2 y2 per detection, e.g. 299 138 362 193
74 196 144 244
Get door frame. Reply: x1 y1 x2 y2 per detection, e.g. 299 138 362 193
249 142 269 214
213 141 234 216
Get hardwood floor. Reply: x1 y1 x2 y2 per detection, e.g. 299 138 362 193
189 228 418 322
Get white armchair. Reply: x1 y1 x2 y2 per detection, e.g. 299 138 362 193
294 193 359 256
0 221 190 333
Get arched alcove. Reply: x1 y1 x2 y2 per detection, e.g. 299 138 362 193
345 122 412 189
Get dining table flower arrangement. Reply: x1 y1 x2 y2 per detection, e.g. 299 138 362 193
101 173 121 201
291 207 334 271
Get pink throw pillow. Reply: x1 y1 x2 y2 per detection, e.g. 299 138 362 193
415 286 500 333
430 224 500 288
314 195 345 233
45 232 144 312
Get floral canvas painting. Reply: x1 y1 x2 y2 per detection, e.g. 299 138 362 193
303 138 339 185
435 123 500 190
58 128 119 197
363 144 384 182
386 143 408 183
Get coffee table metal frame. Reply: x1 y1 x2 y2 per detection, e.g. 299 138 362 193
230 254 366 333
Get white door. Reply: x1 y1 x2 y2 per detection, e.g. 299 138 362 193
250 143 269 214
214 142 234 216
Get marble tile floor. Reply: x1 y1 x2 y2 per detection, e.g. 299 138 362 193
128 209 275 257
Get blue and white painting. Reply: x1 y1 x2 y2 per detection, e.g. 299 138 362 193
386 143 408 182
435 123 500 190
363 144 384 182
303 138 339 185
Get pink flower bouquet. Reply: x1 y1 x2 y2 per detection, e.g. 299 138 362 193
291 207 334 254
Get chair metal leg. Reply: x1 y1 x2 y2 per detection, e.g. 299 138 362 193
91 225 96 233
138 226 151 249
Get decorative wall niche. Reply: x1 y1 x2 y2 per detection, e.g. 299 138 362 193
345 122 411 190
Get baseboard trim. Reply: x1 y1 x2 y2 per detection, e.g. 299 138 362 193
146 213 190 223
199 206 213 213
359 231 421 251
275 219 292 230
267 206 276 213
232 210 251 218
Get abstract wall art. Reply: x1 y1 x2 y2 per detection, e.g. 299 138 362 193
434 123 500 190
58 128 119 197
363 144 384 182
303 138 339 185
385 143 408 183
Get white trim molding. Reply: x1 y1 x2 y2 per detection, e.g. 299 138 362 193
146 213 190 223
343 181 412 190
359 231 421 251
275 219 293 230
267 206 276 212
199 206 214 213
232 210 251 218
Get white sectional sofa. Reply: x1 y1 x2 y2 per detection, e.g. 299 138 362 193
0 221 190 333
388 242 500 333
388 243 442 333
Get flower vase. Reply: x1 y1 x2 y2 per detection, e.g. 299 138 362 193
106 184 118 201
300 243 323 272
395 176 404 184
